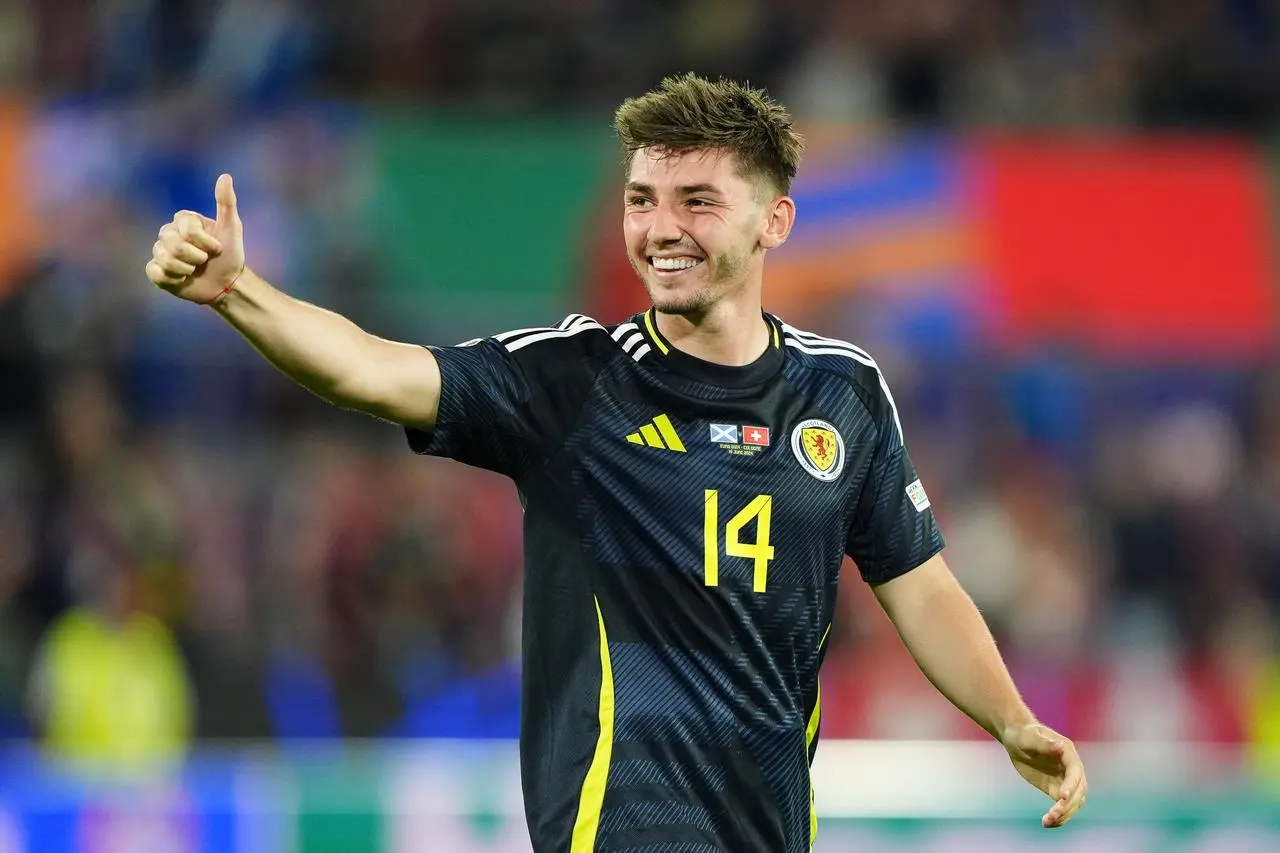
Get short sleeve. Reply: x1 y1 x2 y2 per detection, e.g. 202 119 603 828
405 318 606 479
405 339 538 478
844 400 945 585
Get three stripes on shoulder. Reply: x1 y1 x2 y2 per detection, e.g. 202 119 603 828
491 315 651 362
476 314 902 444
609 320 650 362
492 314 602 351
780 324 903 443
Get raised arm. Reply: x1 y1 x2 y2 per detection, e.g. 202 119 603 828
145 175 440 428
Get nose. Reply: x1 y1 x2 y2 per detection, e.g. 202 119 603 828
648 200 684 246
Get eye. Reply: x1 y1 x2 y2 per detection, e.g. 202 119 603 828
627 196 653 208
687 198 709 207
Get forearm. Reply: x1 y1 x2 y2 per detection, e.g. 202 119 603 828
210 268 429 422
876 559 1035 740
210 268 378 407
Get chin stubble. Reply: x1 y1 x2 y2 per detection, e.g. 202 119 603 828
634 247 751 315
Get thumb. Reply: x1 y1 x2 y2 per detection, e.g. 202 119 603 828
215 173 239 228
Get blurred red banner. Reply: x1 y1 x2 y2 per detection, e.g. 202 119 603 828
970 136 1278 360
585 134 1279 361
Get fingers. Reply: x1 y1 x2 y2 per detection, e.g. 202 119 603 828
172 211 223 254
150 210 223 283
1043 748 1088 829
152 235 197 276
1057 758 1088 825
1059 751 1084 798
1063 782 1087 823
146 259 186 287
147 186 236 290
1043 792 1071 828
1042 783 1087 828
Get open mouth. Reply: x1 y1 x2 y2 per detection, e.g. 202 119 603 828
648 256 705 273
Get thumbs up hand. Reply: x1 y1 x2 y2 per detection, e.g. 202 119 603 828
146 174 246 305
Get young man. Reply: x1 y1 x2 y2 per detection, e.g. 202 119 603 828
146 74 1086 852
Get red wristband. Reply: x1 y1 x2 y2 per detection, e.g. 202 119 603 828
203 267 245 306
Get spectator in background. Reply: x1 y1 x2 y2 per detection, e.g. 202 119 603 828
1248 640 1280 785
25 553 192 777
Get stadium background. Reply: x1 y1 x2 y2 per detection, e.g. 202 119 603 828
2 0 1280 850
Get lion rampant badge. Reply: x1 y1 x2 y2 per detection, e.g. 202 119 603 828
791 419 845 481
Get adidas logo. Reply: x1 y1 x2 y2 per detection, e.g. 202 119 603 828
626 414 686 452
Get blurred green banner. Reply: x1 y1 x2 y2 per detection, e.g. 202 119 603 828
364 111 618 334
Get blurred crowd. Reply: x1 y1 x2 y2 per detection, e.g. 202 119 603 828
1 0 1279 774
5 0 1279 129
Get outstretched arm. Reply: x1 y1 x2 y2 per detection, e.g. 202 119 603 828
872 553 1088 828
210 268 441 428
146 175 440 428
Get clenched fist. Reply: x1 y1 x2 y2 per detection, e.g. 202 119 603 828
146 173 245 304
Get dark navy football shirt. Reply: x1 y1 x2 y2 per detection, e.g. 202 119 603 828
406 309 945 853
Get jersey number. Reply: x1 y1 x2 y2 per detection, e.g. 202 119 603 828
704 490 775 592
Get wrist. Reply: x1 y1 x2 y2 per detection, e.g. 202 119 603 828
997 709 1040 743
203 265 247 308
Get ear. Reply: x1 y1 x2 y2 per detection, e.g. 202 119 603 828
759 196 796 251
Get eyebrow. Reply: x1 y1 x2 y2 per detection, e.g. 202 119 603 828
625 181 724 196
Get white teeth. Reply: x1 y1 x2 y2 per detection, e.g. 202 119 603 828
651 257 703 271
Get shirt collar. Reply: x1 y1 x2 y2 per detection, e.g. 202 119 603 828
635 307 784 388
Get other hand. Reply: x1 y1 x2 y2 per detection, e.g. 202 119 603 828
1002 722 1087 828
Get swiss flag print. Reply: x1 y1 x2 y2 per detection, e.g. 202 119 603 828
742 426 770 446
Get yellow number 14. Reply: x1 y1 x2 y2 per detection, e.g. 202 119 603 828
704 490 775 592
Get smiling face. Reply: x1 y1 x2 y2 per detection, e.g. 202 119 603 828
624 146 793 317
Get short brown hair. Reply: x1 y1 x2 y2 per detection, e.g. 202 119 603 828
614 73 804 196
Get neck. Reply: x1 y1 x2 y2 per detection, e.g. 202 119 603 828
653 293 770 367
